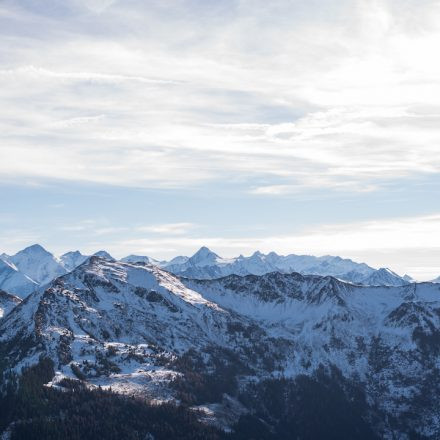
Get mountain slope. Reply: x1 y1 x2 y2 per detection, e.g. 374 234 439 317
60 251 89 272
360 267 410 287
183 274 440 437
0 290 21 319
0 258 279 398
0 258 38 298
1 257 440 437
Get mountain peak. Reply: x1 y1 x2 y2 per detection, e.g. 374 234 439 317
121 254 159 265
61 250 83 258
192 246 218 258
9 244 66 287
17 244 50 256
377 267 398 275
60 250 88 272
190 247 220 265
92 250 114 260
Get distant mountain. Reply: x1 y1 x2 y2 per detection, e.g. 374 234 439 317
165 255 189 265
0 246 119 298
0 244 410 300
121 254 161 265
361 267 410 287
162 247 409 286
60 250 88 272
162 246 231 279
431 275 440 283
8 244 67 285
93 250 115 260
61 250 115 271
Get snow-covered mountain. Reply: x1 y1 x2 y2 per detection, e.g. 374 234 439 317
60 250 89 272
0 244 411 300
161 247 409 286
93 250 115 260
0 246 117 298
0 289 21 318
121 254 161 265
360 267 409 287
0 257 276 397
1 257 439 437
431 275 440 283
60 250 115 271
8 244 67 285
0 258 38 297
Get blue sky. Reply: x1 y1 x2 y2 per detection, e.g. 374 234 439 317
1 0 440 279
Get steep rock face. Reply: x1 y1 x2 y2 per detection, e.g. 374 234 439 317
9 244 66 286
0 290 21 319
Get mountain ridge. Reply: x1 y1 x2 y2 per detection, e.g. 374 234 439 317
0 244 411 300
1 257 440 437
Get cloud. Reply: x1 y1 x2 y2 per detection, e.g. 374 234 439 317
1 0 440 193
136 223 197 235
59 220 98 232
0 66 177 85
73 0 117 14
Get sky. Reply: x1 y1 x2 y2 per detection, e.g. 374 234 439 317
1 0 440 280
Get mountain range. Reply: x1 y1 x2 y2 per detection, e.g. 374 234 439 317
1 256 440 438
0 244 425 299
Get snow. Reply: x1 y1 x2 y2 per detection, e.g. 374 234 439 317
1 254 440 437
121 255 161 265
93 250 115 260
0 290 21 318
9 244 66 286
0 259 38 298
160 247 408 286
0 244 409 302
60 251 88 272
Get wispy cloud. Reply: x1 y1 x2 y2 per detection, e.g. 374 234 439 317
137 223 197 235
59 220 98 232
1 0 440 193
